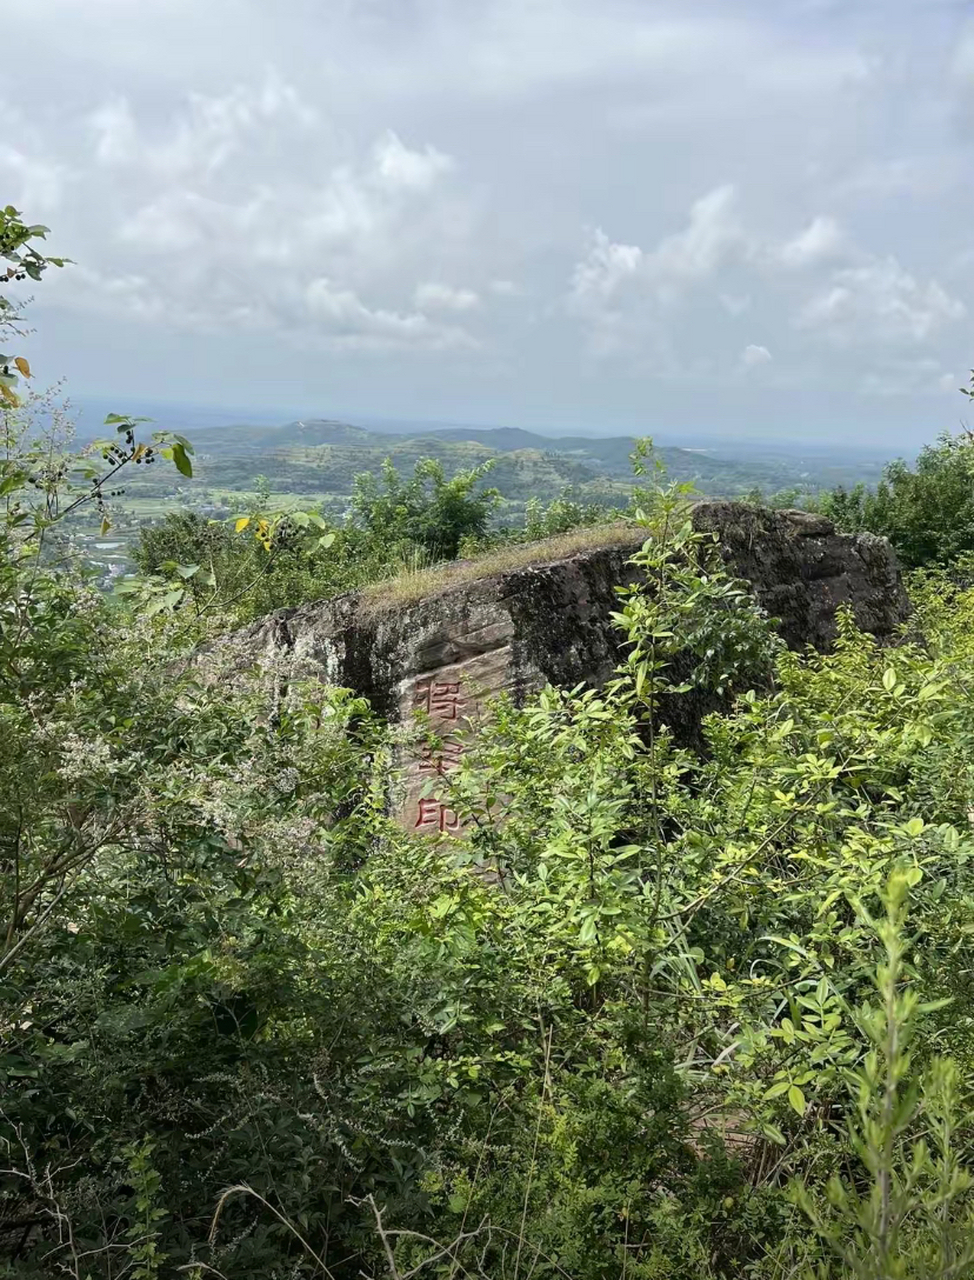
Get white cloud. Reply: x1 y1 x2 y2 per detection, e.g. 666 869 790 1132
39 77 478 354
837 155 964 203
45 262 178 326
776 215 846 268
796 257 965 345
569 185 744 319
306 278 474 351
5 2 973 432
89 73 318 180
566 175 966 386
858 357 947 398
119 189 266 254
741 343 772 367
89 98 138 165
371 130 452 193
952 29 974 84
0 144 64 214
52 261 477 353
644 185 744 294
414 282 480 312
567 186 752 367
569 229 643 309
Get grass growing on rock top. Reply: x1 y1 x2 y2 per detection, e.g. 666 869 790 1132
357 520 642 613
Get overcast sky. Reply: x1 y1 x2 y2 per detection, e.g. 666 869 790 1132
4 0 974 444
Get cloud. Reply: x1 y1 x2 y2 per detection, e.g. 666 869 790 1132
857 357 950 398
39 77 478 354
567 175 967 384
89 98 139 166
414 282 480 312
952 28 974 86
5 1 974 435
569 185 744 319
89 73 318 180
371 130 452 193
0 144 64 214
569 229 643 310
776 215 847 268
306 278 474 351
796 258 965 346
567 186 755 367
741 343 772 367
119 189 263 254
644 185 744 295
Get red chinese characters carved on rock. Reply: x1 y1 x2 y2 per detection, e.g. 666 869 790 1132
411 676 470 834
413 797 462 833
418 738 465 774
416 679 464 721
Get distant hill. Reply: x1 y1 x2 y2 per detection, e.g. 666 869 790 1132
102 416 887 523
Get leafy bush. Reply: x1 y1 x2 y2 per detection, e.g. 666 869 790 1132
10 203 974 1280
350 456 500 562
818 419 974 568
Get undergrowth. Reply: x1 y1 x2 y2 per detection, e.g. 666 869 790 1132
6 205 974 1279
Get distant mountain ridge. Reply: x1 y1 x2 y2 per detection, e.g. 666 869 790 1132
103 414 887 518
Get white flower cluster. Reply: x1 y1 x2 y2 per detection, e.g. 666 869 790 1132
54 731 114 783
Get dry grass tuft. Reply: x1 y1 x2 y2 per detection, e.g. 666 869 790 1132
359 521 644 615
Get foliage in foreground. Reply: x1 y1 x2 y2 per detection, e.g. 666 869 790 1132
7 431 974 1277
6 203 974 1279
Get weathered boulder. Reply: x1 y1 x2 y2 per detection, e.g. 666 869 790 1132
691 502 910 650
207 505 909 833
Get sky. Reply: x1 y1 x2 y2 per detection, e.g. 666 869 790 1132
3 0 974 445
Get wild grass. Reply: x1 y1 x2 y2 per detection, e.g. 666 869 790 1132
358 521 644 614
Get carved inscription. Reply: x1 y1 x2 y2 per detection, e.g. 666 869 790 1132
396 647 515 838
417 679 463 720
408 677 469 834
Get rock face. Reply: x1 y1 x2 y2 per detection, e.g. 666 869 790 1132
692 503 910 651
210 504 910 834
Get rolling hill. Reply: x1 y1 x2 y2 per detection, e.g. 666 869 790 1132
108 417 882 518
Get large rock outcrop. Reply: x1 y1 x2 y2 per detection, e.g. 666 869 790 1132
691 503 909 651
208 504 909 833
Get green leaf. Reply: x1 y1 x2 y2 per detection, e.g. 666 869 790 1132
761 1123 787 1146
106 412 151 425
882 667 897 692
761 934 812 960
787 1084 806 1117
144 588 185 617
171 442 193 477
